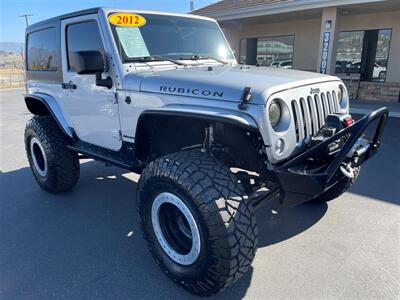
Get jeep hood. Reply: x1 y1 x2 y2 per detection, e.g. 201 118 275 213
123 64 339 105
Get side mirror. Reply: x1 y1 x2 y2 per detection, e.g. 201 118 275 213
71 50 113 89
72 50 105 74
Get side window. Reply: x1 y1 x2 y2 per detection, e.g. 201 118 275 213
27 27 58 71
66 20 104 71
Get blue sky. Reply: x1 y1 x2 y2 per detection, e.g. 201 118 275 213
0 0 217 43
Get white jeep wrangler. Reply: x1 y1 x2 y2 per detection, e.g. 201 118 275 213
24 8 388 296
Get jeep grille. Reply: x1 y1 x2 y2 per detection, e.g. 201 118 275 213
291 90 340 143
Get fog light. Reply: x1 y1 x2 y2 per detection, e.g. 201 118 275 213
275 139 284 154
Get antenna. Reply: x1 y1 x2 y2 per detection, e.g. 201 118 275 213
19 14 33 27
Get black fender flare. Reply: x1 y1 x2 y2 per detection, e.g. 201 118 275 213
24 93 74 138
134 105 260 160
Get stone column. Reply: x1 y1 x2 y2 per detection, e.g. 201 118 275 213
317 7 341 75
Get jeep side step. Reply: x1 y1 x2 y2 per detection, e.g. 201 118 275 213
67 141 143 173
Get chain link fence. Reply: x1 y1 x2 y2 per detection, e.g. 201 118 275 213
0 68 26 88
0 53 25 89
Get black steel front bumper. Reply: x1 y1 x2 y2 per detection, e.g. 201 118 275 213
276 107 389 206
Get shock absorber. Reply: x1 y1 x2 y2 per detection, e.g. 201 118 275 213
202 124 214 152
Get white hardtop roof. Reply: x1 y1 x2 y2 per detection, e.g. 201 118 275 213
101 7 216 22
28 7 217 31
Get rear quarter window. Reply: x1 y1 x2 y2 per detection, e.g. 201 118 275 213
27 27 58 71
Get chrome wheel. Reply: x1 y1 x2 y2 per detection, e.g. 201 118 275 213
151 192 201 265
30 137 48 177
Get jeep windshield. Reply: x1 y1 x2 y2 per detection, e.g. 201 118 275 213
109 13 234 64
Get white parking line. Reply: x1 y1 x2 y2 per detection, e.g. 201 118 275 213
350 108 400 118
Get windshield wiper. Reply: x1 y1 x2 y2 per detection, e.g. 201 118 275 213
125 55 187 66
182 55 228 65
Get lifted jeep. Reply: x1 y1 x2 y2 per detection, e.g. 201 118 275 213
24 8 388 296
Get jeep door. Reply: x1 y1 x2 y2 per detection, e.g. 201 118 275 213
60 15 121 150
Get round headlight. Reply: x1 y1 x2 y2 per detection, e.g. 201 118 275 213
338 85 344 103
269 99 282 129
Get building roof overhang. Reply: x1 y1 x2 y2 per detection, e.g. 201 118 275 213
193 0 393 21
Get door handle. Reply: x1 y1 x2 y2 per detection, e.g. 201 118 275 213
62 81 77 90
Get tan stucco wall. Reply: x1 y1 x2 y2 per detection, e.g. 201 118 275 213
339 10 400 83
221 9 400 82
223 18 321 72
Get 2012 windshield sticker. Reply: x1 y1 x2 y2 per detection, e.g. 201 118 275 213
108 13 146 27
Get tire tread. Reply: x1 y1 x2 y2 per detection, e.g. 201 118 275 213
137 150 258 296
25 116 79 193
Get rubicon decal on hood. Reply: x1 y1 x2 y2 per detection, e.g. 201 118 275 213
160 86 224 98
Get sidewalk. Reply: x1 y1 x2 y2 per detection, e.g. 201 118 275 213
350 100 400 118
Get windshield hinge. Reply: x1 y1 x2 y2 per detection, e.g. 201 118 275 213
238 87 252 110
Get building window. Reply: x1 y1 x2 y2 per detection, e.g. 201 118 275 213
374 29 391 81
335 29 392 82
256 36 294 68
66 21 104 71
239 35 294 68
239 39 247 64
27 27 58 71
336 31 364 75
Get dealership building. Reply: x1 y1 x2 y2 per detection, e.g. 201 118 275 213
194 0 400 102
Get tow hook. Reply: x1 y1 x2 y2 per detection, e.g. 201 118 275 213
340 162 357 179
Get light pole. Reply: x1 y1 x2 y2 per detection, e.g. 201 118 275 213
19 14 33 27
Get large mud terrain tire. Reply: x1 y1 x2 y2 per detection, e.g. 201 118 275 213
137 150 258 296
25 116 80 193
311 167 360 203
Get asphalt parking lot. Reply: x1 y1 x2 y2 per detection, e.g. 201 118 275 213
1 88 399 299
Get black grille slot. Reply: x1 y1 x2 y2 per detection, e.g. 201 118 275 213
314 94 322 129
291 100 300 142
306 96 315 135
300 98 308 138
320 93 329 120
327 91 335 113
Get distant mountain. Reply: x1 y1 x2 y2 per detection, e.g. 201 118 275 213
0 42 24 53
